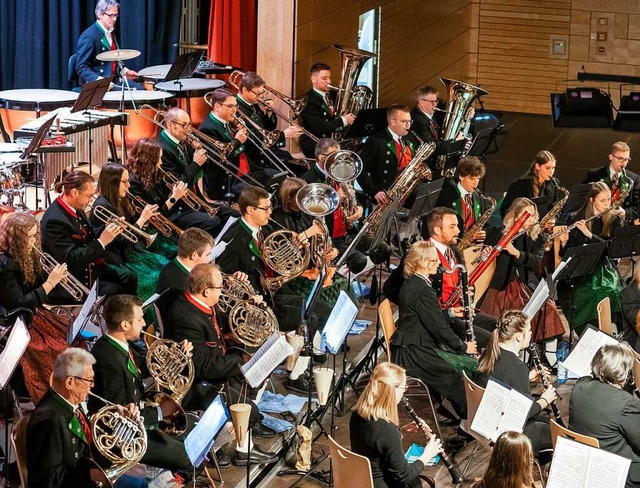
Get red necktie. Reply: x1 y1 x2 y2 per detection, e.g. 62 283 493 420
430 118 439 141
463 193 474 229
394 140 412 170
227 125 250 176
76 408 92 447
110 34 117 77
325 94 335 117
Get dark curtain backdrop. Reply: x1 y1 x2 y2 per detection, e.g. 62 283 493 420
207 0 256 71
0 0 181 91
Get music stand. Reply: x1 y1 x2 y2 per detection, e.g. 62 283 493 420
561 183 591 217
407 178 445 222
531 195 553 220
344 108 388 139
609 225 640 259
163 51 203 83
19 115 56 209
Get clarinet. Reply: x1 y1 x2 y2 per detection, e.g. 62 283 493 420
529 344 565 427
442 262 476 356
400 397 464 485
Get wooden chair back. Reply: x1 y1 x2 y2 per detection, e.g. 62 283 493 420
378 299 396 360
328 435 374 488
549 418 599 449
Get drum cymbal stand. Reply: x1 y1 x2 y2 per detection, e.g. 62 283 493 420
117 60 137 162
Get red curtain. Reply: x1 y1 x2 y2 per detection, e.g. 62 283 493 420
207 0 257 71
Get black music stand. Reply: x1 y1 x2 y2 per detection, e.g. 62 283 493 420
19 115 56 209
344 108 387 139
560 183 591 218
163 51 203 83
531 195 553 221
399 179 445 247
609 224 640 277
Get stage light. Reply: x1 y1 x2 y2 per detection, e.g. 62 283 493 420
550 88 612 128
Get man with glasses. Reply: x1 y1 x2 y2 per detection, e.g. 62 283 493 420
75 0 141 88
584 141 640 223
358 103 419 205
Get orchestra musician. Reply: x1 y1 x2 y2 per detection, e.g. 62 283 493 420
27 347 147 488
478 198 565 342
126 137 229 238
302 138 368 275
164 263 279 466
411 85 444 175
40 169 135 301
471 431 534 488
583 141 640 224
299 63 356 158
357 104 418 206
199 88 276 197
89 163 169 301
350 362 442 488
621 265 640 352
569 343 640 488
89 295 196 482
501 150 561 219
559 181 624 333
391 240 477 419
74 0 141 89
475 310 555 456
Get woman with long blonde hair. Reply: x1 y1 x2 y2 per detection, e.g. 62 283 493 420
472 431 534 488
350 362 442 487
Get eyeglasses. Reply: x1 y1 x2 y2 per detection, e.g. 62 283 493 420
612 154 632 163
72 376 94 386
208 285 223 291
251 89 267 97
172 121 191 129
395 119 413 126
254 205 272 212
221 103 238 109
421 99 438 104
103 12 119 19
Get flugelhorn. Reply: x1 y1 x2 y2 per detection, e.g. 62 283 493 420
32 245 90 301
126 191 184 238
92 205 157 248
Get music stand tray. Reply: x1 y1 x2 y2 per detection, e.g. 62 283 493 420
561 183 591 216
163 51 203 83
407 178 445 222
609 224 640 259
557 242 608 281
344 108 388 139
72 77 112 113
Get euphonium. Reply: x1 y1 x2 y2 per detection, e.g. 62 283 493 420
457 193 496 251
31 246 90 301
324 149 363 224
126 191 184 238
92 205 157 248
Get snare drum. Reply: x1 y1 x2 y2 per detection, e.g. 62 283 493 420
102 91 175 149
138 64 172 91
155 79 225 126
0 89 78 139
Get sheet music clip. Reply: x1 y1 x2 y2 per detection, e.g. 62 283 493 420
557 242 608 281
608 224 640 259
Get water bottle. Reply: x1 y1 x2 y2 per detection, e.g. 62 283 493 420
556 342 569 384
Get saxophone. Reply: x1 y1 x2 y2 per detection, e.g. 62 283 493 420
457 193 496 251
537 185 569 249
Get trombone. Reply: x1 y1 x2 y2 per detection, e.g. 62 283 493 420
156 167 220 218
32 246 90 301
92 205 158 248
126 191 184 238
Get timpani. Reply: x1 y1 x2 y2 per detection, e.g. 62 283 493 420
154 78 225 126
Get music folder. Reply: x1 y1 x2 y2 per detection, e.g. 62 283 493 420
0 318 30 389
241 332 294 389
184 394 229 467
561 325 619 379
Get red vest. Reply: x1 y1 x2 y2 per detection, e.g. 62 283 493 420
435 248 459 308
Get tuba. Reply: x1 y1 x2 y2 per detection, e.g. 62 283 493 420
324 149 363 225
331 45 376 121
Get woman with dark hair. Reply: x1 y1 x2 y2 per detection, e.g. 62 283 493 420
475 310 555 455
621 264 640 352
472 431 534 488
90 162 169 300
479 197 565 342
559 181 625 332
501 150 562 218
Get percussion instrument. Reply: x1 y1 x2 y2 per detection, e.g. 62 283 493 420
0 89 78 139
95 49 141 62
155 78 225 126
137 64 172 90
0 143 31 208
101 91 174 148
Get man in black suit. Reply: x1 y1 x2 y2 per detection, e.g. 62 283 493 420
583 141 640 223
74 0 141 88
165 263 279 466
411 85 443 175
299 63 356 158
200 88 276 197
90 295 195 480
158 107 238 237
302 138 368 274
27 347 145 488
40 169 135 302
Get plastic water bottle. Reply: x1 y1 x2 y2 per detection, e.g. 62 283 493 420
556 342 569 384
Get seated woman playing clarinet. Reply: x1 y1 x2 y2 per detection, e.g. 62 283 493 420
350 362 442 488
391 240 477 419
558 181 625 333
475 310 555 456
90 163 169 301
479 197 565 343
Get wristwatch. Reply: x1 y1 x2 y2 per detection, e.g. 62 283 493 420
169 197 177 204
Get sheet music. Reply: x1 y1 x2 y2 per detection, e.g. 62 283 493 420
214 217 238 246
0 318 30 389
523 257 570 320
241 333 294 388
321 291 359 354
69 282 99 344
184 395 229 467
562 327 619 378
142 293 161 310
547 437 630 488
495 388 533 443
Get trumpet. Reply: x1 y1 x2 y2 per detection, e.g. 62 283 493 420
92 205 158 248
157 167 221 218
32 246 90 301
126 191 184 238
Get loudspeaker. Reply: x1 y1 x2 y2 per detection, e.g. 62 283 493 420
613 92 640 131
550 88 612 128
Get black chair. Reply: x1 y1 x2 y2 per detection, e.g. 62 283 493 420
68 53 80 92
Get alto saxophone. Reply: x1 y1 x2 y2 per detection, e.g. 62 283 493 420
536 185 569 250
457 193 496 251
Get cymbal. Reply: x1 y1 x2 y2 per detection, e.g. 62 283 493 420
96 49 141 62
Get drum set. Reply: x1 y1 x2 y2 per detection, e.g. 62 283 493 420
0 143 34 209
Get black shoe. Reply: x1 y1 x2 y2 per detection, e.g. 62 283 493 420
215 448 232 468
252 421 277 439
287 374 316 394
233 445 279 466
312 352 327 364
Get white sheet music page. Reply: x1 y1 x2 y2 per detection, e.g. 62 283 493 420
562 327 619 378
184 395 229 466
0 318 30 389
470 379 510 441
547 437 631 488
322 290 359 354
70 281 99 344
241 332 294 388
495 388 533 443
523 258 570 320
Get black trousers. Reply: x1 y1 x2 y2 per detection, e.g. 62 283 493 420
142 429 192 473
450 310 496 349
273 292 333 333
333 235 368 274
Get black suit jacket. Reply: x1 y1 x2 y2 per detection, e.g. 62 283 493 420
583 165 640 223
156 258 189 294
89 196 131 266
157 130 202 188
621 284 640 352
569 376 640 487
40 198 106 293
75 22 118 84
435 178 493 233
0 254 47 312
165 292 243 384
237 95 285 169
216 220 265 292
410 107 446 174
357 129 417 198
27 389 91 488
299 90 344 157
501 175 559 218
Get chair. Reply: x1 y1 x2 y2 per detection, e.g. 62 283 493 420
597 297 614 335
328 435 374 488
11 416 29 488
549 418 599 449
460 371 492 451
378 298 396 360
